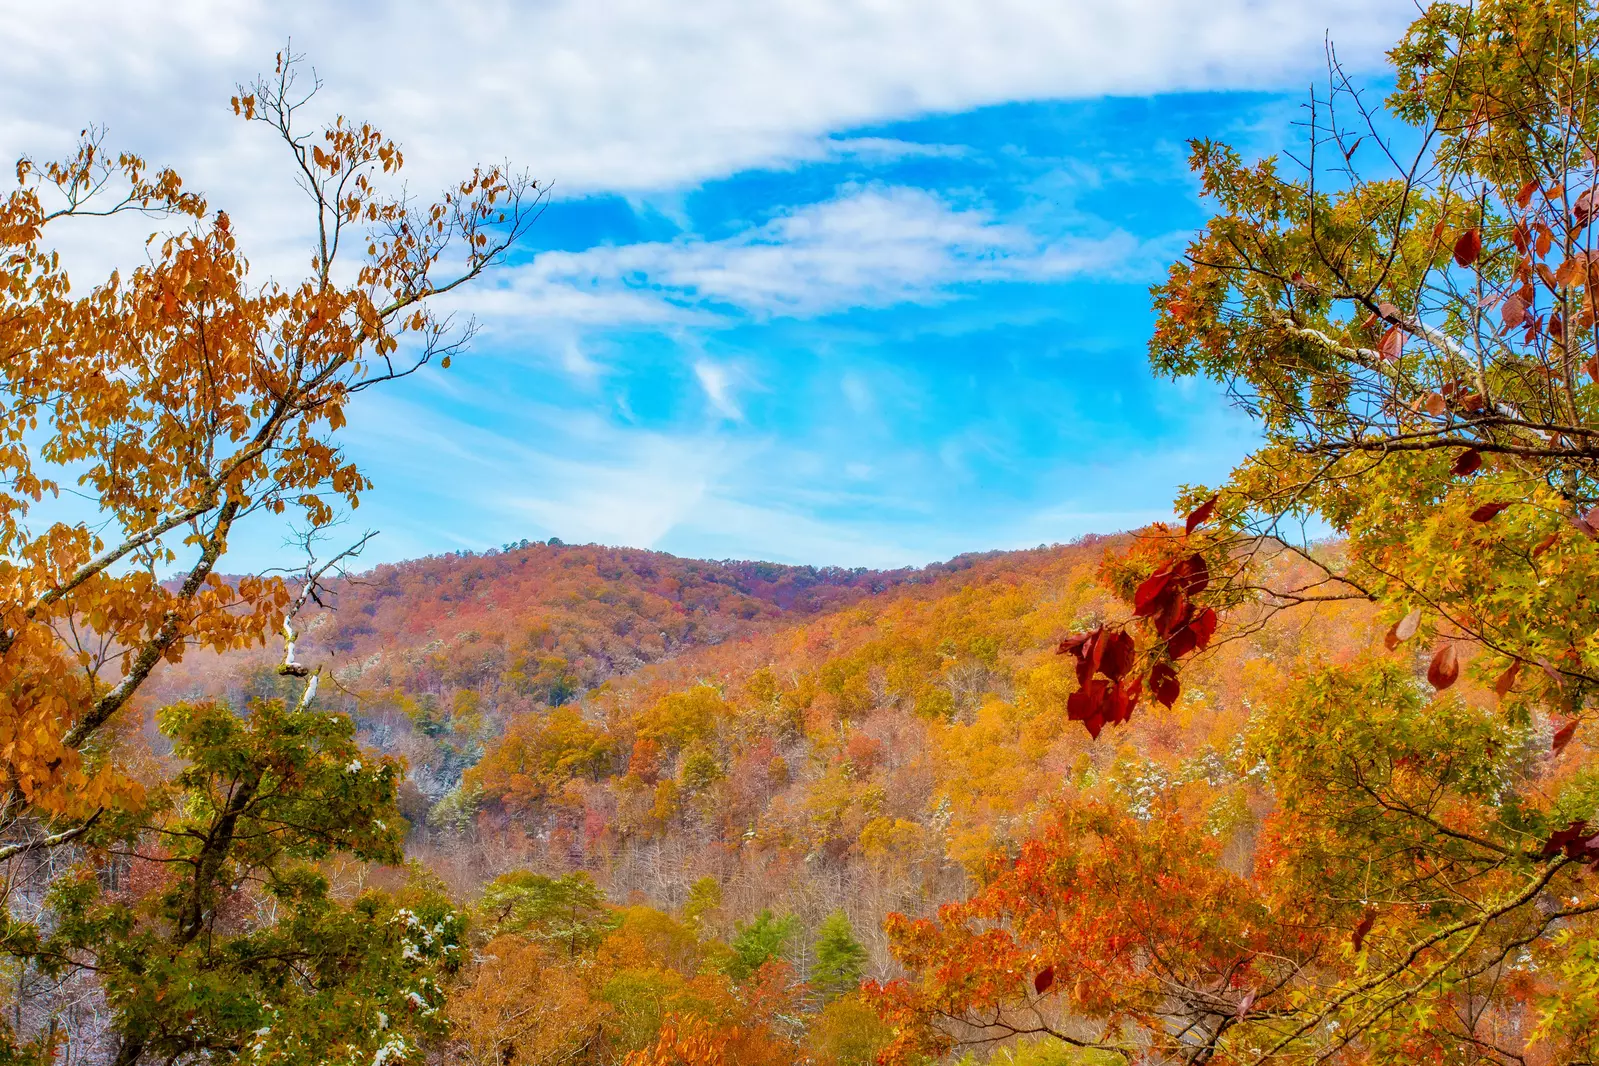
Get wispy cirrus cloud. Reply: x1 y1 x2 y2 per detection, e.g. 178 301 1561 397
466 187 1177 326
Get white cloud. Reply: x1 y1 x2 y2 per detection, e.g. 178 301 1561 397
341 393 943 568
345 393 729 551
471 186 1167 324
337 385 1250 569
693 360 743 420
824 138 971 163
500 446 720 550
2 0 1408 276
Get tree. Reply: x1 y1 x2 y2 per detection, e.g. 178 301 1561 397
803 994 893 1066
0 53 536 824
443 935 604 1066
1141 0 1599 723
474 870 616 957
12 698 465 1066
811 911 866 1003
619 960 805 1066
682 876 723 932
0 51 539 1061
723 910 796 984
639 686 730 751
872 1 1599 1062
467 707 615 813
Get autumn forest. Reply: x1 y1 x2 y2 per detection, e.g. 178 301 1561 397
8 2 1599 1064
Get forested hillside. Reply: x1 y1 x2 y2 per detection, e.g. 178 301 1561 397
140 531 1387 1064
142 541 992 809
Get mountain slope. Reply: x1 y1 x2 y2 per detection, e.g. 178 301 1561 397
143 534 1380 978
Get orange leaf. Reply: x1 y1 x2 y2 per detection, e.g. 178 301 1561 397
1378 326 1405 362
1427 644 1460 690
1494 661 1521 697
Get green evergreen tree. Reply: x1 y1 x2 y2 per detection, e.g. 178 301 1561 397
812 910 868 1001
725 909 797 982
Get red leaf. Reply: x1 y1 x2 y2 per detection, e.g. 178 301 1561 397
1185 495 1218 535
1516 179 1539 209
1099 628 1136 681
1175 553 1210 597
1352 908 1376 952
1500 292 1530 332
1378 326 1404 361
1107 674 1141 725
1513 220 1531 252
1451 449 1483 476
1385 607 1421 651
1154 590 1190 639
1470 502 1510 522
1494 661 1521 697
1576 189 1597 227
1532 531 1560 557
1067 679 1109 739
1057 632 1090 656
1034 965 1055 995
1540 820 1599 862
1554 718 1579 754
1150 661 1180 708
1535 221 1554 258
1060 626 1106 685
1427 644 1461 691
1133 570 1174 617
1453 228 1481 267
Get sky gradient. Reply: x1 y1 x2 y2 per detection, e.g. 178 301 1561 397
2 0 1414 568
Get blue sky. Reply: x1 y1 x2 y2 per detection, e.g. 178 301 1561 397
345 92 1294 566
3 0 1410 570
